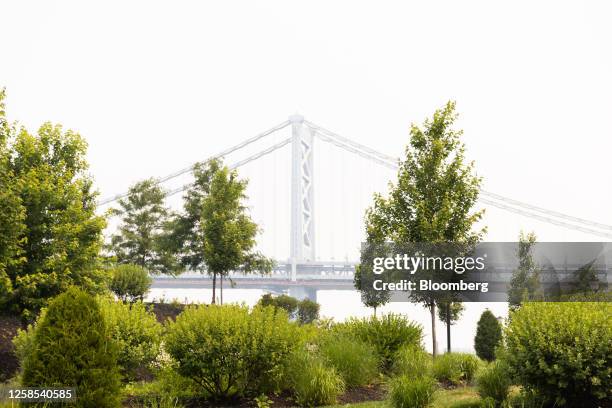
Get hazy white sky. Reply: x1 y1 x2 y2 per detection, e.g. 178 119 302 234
1 1 611 260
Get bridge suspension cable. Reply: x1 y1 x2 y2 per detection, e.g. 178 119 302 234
98 120 290 206
99 116 612 238
163 136 292 199
307 125 612 236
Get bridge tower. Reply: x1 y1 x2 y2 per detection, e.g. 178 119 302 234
289 114 315 281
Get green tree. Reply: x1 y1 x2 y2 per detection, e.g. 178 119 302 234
168 159 273 304
0 90 107 318
297 298 320 324
109 264 152 302
508 231 542 309
354 257 390 316
571 260 603 295
109 178 176 274
437 300 465 353
364 101 485 356
257 293 299 317
0 89 26 309
474 309 502 361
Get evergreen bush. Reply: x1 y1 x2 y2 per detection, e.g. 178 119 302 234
474 310 502 361
20 287 121 408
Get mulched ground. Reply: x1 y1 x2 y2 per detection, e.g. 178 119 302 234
148 302 185 324
130 383 387 408
0 313 23 382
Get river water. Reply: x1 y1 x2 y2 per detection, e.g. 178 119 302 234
146 287 508 354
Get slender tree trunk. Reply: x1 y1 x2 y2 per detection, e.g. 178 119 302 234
430 303 438 357
220 275 224 305
446 303 451 353
211 272 217 304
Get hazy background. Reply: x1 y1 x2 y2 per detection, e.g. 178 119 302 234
1 0 611 262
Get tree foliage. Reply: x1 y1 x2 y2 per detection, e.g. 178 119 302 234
354 261 390 316
109 178 177 274
297 298 320 324
474 309 502 361
363 101 485 356
508 232 542 309
0 90 107 319
108 264 152 302
167 159 273 303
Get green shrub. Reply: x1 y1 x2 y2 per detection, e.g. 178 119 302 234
98 296 163 380
503 302 611 407
286 352 345 407
432 353 480 385
393 344 432 378
165 304 303 400
109 264 152 302
20 287 121 408
474 310 503 362
318 334 379 387
389 375 436 408
297 298 320 324
333 313 423 369
257 293 299 317
476 360 511 406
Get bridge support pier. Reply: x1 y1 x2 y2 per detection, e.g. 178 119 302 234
289 114 315 282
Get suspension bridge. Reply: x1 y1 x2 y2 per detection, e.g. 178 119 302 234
99 115 612 291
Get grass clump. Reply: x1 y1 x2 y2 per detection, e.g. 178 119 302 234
389 375 437 408
333 313 423 370
319 334 379 388
432 353 480 386
476 360 511 406
286 352 345 407
393 344 433 378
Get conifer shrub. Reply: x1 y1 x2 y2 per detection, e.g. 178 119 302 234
164 304 303 400
20 287 121 408
503 302 611 407
474 310 502 362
